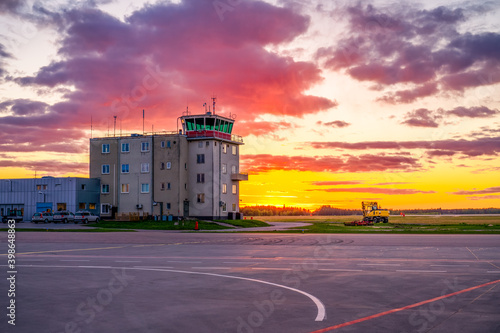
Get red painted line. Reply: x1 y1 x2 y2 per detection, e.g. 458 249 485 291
311 279 500 333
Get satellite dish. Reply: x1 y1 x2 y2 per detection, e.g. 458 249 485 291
231 114 237 120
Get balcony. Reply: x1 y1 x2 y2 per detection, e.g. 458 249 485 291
231 173 248 181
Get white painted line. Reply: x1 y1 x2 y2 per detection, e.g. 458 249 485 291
167 261 202 263
60 260 90 262
192 267 231 270
291 263 336 266
319 269 363 272
358 264 401 266
115 260 141 263
431 264 470 267
134 266 174 269
397 270 447 273
251 267 292 271
14 264 327 322
487 271 500 273
20 259 45 261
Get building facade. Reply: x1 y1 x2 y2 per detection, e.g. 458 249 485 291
89 111 247 220
0 177 100 221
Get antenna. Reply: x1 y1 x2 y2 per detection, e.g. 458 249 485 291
203 103 207 113
142 109 145 135
90 116 93 139
113 115 117 137
211 95 217 114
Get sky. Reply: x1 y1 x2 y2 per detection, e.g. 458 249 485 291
0 0 499 210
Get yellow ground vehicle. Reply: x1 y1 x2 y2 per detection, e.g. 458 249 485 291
362 201 389 223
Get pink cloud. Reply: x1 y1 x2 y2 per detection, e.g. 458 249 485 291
317 3 500 103
308 187 436 195
3 0 336 154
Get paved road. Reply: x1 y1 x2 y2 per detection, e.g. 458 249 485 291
0 232 499 333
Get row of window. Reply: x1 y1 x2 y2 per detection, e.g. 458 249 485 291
102 183 237 194
102 140 177 154
197 141 237 155
100 202 236 214
102 162 173 175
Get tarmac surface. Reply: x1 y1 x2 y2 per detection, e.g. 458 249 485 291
0 231 499 333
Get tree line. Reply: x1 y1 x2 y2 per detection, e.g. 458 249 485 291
241 205 500 216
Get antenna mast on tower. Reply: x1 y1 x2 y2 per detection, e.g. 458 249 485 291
211 96 217 115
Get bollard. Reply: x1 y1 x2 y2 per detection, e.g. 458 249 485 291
194 221 199 230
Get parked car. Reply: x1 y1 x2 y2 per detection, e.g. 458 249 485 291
32 212 54 224
53 211 75 223
74 211 100 224
2 210 23 223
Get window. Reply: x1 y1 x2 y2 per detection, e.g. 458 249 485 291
232 203 237 212
160 183 165 191
37 185 48 190
166 203 171 210
206 141 209 147
167 141 171 148
197 193 205 203
121 143 130 152
232 145 237 155
89 203 96 210
141 183 150 193
222 164 227 174
160 162 165 170
102 184 110 193
197 154 205 164
222 202 227 212
79 203 86 210
102 164 110 174
222 144 227 154
121 164 129 173
141 142 150 152
101 204 110 214
102 144 110 153
185 183 187 190
81 184 86 190
231 165 237 174
141 163 149 173
222 183 227 194
198 141 203 148
167 183 171 190
121 184 129 193
232 184 237 194
197 174 205 183
161 141 165 148
185 163 187 170
166 162 171 170
57 203 67 211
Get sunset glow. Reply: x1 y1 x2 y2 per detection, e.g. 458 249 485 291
1 0 499 209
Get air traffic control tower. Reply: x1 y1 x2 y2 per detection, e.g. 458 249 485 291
180 99 247 219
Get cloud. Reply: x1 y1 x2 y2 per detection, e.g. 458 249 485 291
317 120 351 128
235 120 295 137
309 136 500 157
3 0 336 155
467 195 500 200
401 108 441 127
446 106 500 118
452 186 500 195
0 43 12 77
242 153 421 173
0 99 49 116
0 159 88 175
317 3 500 103
307 187 436 195
311 181 362 186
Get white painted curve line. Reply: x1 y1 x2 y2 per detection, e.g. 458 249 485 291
13 264 327 322
397 270 447 273
60 260 90 262
191 267 230 270
487 271 500 273
134 266 174 269
251 267 292 271
168 260 202 263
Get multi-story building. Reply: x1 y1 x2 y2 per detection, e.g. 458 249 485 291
89 110 247 220
0 177 100 221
